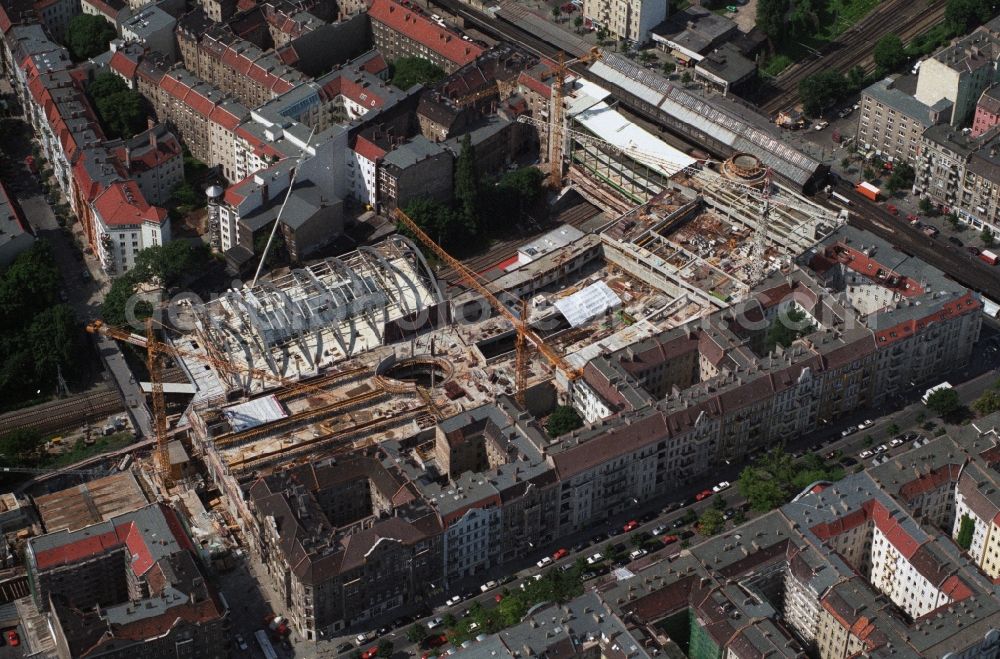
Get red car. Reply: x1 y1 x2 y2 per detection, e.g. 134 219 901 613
661 535 679 545
495 593 504 603
622 520 639 532
906 214 919 223
361 646 379 659
552 548 568 560
886 204 898 215
423 634 448 649
6 630 19 647
695 489 713 501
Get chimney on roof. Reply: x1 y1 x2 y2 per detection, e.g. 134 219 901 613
261 182 269 204
149 128 157 151
124 146 131 171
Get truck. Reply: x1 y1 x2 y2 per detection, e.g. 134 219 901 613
922 382 953 405
980 249 999 265
855 181 880 201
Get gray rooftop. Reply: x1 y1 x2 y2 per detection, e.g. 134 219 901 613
863 75 942 126
383 135 448 170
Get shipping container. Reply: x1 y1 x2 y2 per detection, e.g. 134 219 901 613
856 181 880 201
980 250 999 265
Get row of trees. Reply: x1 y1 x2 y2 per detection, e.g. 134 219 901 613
795 0 996 115
0 242 87 410
402 135 547 253
101 241 211 326
738 449 844 511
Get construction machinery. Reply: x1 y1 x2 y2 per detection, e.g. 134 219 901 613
86 319 369 484
394 208 581 404
517 115 847 286
547 48 603 187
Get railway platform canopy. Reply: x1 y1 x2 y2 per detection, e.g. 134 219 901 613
184 236 444 399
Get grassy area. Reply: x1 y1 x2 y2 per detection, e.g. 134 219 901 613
824 0 882 38
761 54 794 77
42 431 134 468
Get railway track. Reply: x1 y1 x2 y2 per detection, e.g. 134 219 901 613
0 387 124 436
758 0 947 115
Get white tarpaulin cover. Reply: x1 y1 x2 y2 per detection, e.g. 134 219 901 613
223 394 287 433
554 281 622 328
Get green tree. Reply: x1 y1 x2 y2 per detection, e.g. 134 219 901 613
973 390 1000 416
402 198 474 251
495 166 546 222
28 305 83 385
87 72 147 139
377 640 394 658
926 387 961 417
131 241 209 288
763 307 814 352
698 509 725 536
66 14 117 60
100 275 149 327
956 514 974 550
551 5 561 20
662 61 676 75
886 162 915 193
573 15 584 31
0 241 60 329
799 71 848 116
982 226 995 246
0 428 43 463
886 423 900 437
945 0 992 34
406 625 427 644
840 157 851 169
919 197 934 214
756 0 789 44
389 57 446 90
681 71 692 84
873 34 907 73
847 65 867 91
547 405 583 437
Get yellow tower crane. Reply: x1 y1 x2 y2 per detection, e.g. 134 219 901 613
393 208 581 406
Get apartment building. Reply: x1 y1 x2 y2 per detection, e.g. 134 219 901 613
582 0 666 45
247 457 444 640
972 84 1000 136
378 135 453 211
0 182 34 267
0 0 78 44
856 75 948 163
26 503 228 659
915 18 1000 127
120 4 176 62
79 0 131 32
953 462 1000 579
107 123 183 205
7 29 178 275
590 419 1000 659
367 0 484 73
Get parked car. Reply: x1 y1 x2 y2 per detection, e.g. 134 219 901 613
661 534 680 545
536 556 553 568
622 520 639 533
813 121 829 131
446 595 463 607
841 425 858 437
858 449 873 459
356 631 376 645
840 457 858 467
337 642 355 654
552 548 568 561
629 548 647 560
361 647 379 659
712 481 731 493
875 444 889 454
968 246 982 256
859 419 874 429
890 437 905 448
723 508 737 520
651 524 668 536
234 634 248 651
671 518 688 529
695 489 713 501
480 580 498 592
949 236 964 247
586 552 604 565
640 511 657 523
426 618 444 630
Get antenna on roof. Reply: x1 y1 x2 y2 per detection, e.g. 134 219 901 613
250 128 315 288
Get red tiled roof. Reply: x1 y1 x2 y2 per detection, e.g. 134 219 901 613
361 52 388 77
109 50 138 80
368 0 484 67
93 180 167 227
874 292 981 346
354 135 386 162
518 70 552 99
898 464 962 501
